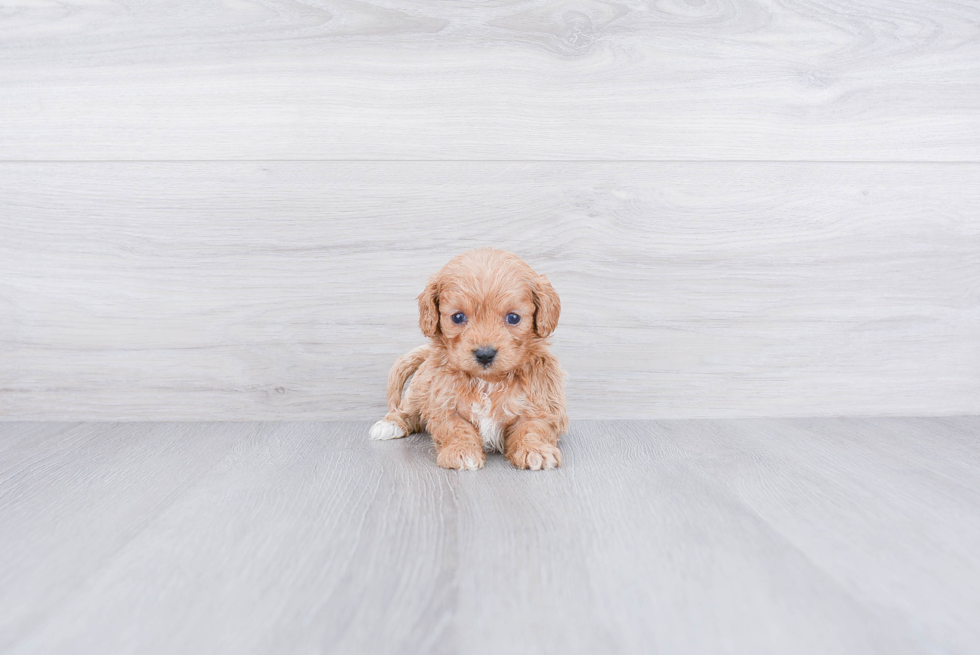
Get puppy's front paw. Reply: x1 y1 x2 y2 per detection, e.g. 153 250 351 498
436 443 485 471
369 419 406 441
508 443 562 471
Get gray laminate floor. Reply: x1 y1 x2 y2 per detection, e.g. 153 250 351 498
1 418 978 654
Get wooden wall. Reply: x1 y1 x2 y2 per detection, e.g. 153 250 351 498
1 0 978 419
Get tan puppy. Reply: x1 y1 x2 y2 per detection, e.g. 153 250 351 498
370 248 568 470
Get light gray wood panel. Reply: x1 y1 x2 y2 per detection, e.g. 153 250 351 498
0 422 245 650
0 422 82 460
453 430 906 655
3 419 979 654
1 161 978 419
0 0 978 160
657 417 980 655
3 423 459 655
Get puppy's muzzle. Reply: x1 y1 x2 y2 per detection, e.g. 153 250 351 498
473 346 497 368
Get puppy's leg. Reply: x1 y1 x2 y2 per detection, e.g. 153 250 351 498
370 415 408 440
428 414 485 470
371 347 429 440
371 391 423 442
371 405 425 440
505 418 562 470
371 396 426 440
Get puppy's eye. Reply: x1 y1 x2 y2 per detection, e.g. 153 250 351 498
505 313 521 325
451 312 466 325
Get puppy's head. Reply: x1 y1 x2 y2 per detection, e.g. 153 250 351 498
418 248 560 379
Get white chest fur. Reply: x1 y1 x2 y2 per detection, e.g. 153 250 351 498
471 381 505 453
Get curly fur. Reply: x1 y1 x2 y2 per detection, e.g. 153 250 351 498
370 248 568 471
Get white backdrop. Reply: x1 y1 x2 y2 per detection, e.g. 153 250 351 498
1 0 978 420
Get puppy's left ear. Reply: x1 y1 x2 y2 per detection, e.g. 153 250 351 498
418 274 441 338
531 273 561 338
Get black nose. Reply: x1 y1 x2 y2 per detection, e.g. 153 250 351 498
473 346 497 367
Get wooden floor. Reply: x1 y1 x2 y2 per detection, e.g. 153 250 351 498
2 418 978 654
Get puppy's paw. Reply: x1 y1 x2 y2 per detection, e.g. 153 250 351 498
436 443 485 471
369 419 406 441
508 443 562 471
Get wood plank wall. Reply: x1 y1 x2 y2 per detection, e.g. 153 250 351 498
1 1 978 420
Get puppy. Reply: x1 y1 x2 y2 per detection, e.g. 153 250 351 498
369 248 568 471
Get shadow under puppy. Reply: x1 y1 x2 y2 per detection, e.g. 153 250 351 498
370 248 568 470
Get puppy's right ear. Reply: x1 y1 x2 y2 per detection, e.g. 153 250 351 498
531 273 561 338
418 274 441 338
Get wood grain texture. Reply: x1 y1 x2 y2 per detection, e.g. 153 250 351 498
2 419 978 654
0 422 245 650
0 0 978 160
1 161 977 420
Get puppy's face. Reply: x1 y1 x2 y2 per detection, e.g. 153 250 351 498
419 249 560 379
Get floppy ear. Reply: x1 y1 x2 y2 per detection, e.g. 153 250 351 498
418 274 441 338
531 273 561 338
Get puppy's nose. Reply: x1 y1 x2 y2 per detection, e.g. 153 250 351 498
473 346 497 367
